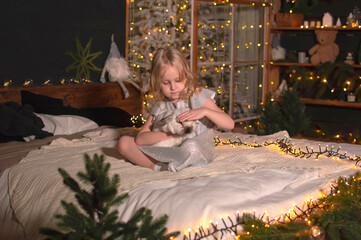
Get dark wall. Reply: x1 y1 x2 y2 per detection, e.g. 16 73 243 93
0 0 127 86
308 0 359 19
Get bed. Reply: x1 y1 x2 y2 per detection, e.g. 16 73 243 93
1 83 360 240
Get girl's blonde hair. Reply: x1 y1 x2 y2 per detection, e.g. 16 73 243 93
148 46 201 103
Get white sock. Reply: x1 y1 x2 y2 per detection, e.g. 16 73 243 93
153 162 169 172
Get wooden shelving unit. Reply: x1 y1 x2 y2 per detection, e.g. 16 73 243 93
266 25 361 108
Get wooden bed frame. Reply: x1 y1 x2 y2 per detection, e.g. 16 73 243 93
0 82 142 116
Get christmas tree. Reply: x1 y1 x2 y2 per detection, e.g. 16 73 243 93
39 154 179 240
259 89 310 137
258 94 283 135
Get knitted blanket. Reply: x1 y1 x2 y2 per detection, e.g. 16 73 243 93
8 127 359 239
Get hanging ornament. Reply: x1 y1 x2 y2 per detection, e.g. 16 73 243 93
65 37 103 80
23 78 33 87
309 226 325 240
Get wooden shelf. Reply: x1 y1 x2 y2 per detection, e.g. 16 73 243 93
270 62 361 68
300 98 361 108
266 19 361 110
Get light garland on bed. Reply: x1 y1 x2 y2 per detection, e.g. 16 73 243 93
181 198 322 240
171 135 361 240
182 172 361 240
213 136 361 166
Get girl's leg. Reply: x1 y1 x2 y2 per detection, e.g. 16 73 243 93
117 136 156 170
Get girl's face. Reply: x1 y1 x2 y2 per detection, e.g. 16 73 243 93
160 65 185 102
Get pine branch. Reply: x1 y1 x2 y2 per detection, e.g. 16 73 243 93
39 153 180 240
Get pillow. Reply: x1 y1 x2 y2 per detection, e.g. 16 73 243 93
0 102 52 143
21 90 134 127
35 113 99 135
74 107 134 127
23 114 100 142
0 134 24 143
21 90 64 115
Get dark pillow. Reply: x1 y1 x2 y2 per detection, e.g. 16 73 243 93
0 102 52 142
60 106 134 127
21 90 135 127
21 90 64 115
0 134 24 143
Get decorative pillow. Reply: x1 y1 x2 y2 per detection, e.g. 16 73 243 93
35 113 99 135
21 90 64 115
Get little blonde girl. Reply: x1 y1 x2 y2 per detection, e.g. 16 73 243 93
117 46 234 172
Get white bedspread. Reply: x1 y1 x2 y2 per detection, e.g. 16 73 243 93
7 128 361 239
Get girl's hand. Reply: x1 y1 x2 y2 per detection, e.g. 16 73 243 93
177 108 206 122
177 99 234 130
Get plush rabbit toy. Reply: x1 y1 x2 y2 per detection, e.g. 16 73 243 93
100 34 143 98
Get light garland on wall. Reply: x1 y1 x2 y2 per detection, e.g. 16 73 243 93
128 0 268 120
128 0 191 86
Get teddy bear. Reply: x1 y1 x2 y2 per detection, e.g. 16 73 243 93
308 30 339 65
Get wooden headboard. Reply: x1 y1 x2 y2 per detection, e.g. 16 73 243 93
0 82 142 116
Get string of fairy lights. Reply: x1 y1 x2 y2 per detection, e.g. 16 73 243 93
128 0 269 119
181 180 347 240
179 136 361 240
286 66 361 100
213 136 361 164
127 1 361 239
126 107 361 239
182 173 361 240
128 0 192 86
181 199 324 240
